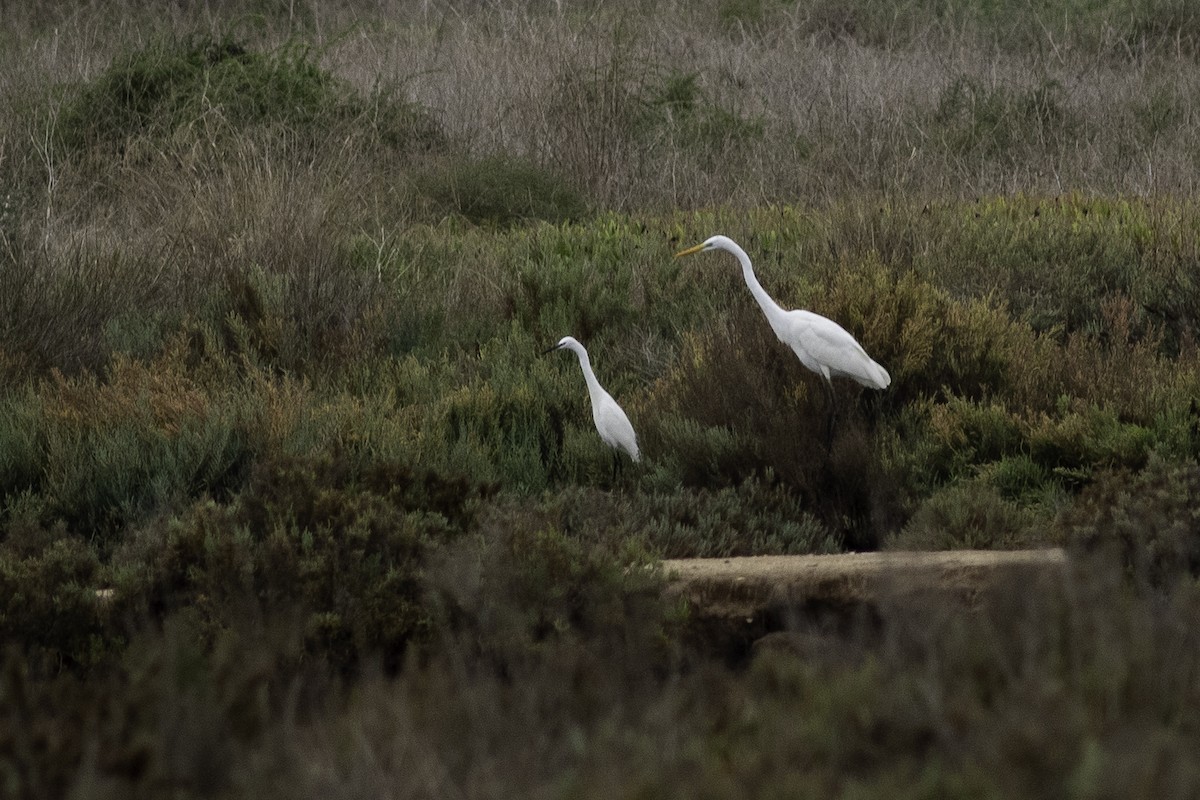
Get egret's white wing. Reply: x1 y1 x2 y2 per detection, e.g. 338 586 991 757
593 393 640 462
786 310 890 389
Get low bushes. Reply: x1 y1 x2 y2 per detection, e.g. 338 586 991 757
7 197 1200 558
1061 455 1200 590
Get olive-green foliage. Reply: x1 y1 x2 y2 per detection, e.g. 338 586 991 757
58 37 328 150
634 476 837 556
7 198 1200 558
193 254 394 377
0 360 248 549
9 200 1200 553
0 534 108 671
1061 454 1200 590
432 515 675 671
839 197 1192 345
476 480 836 559
111 452 486 672
56 35 442 156
890 480 1041 550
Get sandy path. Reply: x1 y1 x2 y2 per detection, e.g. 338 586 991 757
662 549 1068 620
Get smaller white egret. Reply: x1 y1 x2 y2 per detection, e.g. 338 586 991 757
544 336 641 471
675 234 890 444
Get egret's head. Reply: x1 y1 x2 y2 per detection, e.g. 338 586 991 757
542 335 580 355
674 235 734 258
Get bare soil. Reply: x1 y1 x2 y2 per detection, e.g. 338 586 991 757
663 549 1068 624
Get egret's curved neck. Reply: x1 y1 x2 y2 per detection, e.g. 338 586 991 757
567 343 604 403
727 242 786 325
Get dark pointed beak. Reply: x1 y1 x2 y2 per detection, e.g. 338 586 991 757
541 345 560 356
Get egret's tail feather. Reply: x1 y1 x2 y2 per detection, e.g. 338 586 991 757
873 361 891 389
853 359 891 390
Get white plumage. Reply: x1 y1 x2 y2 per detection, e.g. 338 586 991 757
675 235 890 391
546 336 641 463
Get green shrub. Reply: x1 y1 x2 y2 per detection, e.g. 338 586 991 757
416 155 589 227
890 481 1041 550
641 311 900 551
115 452 488 671
1060 455 1200 590
645 414 760 489
480 479 836 559
0 360 250 547
915 197 1160 340
58 37 335 152
0 535 110 671
0 397 43 503
885 397 1023 520
431 512 676 672
503 223 650 345
434 363 569 491
179 245 401 379
1026 400 1154 485
818 258 1043 403
56 35 443 156
635 475 837 557
986 452 1054 503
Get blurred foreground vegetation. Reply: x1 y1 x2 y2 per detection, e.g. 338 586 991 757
3 2 1200 797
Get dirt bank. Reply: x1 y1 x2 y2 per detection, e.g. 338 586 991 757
662 549 1069 658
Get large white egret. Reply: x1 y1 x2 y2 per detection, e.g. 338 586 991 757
675 234 890 442
544 336 641 470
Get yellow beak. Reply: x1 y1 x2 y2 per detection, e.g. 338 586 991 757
674 242 706 258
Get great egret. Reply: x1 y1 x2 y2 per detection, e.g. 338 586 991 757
544 336 641 470
675 234 890 442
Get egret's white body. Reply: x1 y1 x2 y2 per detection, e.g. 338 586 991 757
547 336 640 463
675 235 890 390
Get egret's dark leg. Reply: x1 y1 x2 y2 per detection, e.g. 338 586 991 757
611 450 620 486
823 378 838 451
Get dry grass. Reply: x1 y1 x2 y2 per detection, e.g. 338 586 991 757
314 1 1200 205
4 1 1200 226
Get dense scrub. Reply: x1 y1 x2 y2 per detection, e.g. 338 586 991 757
5 200 1199 555
3 2 1200 797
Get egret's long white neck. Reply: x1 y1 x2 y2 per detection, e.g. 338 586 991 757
566 341 604 404
725 240 787 327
